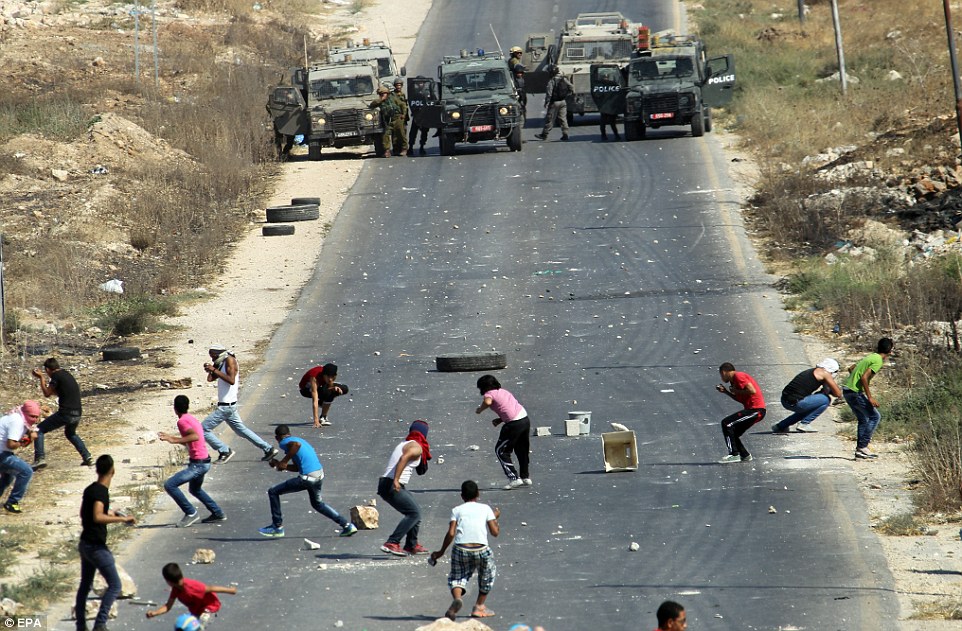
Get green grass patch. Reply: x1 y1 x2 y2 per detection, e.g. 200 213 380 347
0 95 93 142
0 525 44 578
91 294 179 336
0 564 72 609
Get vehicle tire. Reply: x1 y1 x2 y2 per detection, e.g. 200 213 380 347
691 109 705 137
266 204 320 223
373 135 385 157
507 125 522 151
102 347 141 361
308 142 322 160
291 197 321 206
435 352 507 372
440 133 456 156
262 224 295 236
704 108 713 133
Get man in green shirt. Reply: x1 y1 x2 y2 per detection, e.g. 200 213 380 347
842 337 894 459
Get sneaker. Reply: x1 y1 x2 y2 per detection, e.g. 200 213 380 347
177 512 200 528
81 457 94 467
340 523 358 537
419 147 427 156
404 543 429 555
503 479 525 490
718 454 742 464
3 502 22 514
741 454 754 462
534 133 547 140
445 597 463 621
201 513 227 524
771 424 789 434
561 134 569 141
31 458 47 471
522 478 533 486
380 542 407 556
258 525 285 537
261 447 279 462
319 418 332 427
215 450 234 464
795 424 818 433
855 448 878 459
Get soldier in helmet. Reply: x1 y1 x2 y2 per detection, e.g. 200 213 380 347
508 46 523 73
386 77 410 156
512 64 527 119
370 86 399 157
536 65 571 141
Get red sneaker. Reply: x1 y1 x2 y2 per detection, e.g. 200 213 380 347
380 542 407 557
404 544 429 555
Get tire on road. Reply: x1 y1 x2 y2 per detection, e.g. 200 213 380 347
291 197 321 206
440 133 456 156
102 347 141 361
262 224 295 236
266 204 320 223
507 125 522 152
704 108 713 133
435 352 507 372
691 109 705 137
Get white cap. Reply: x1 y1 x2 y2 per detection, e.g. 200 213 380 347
816 358 839 374
209 342 227 352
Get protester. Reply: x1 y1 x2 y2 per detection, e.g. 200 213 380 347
0 401 38 514
32 357 92 469
378 420 431 556
843 337 895 459
771 358 842 433
655 600 687 631
715 362 766 463
146 562 237 628
476 375 531 489
298 363 349 428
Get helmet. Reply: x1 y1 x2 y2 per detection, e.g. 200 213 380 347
393 77 403 85
509 46 523 54
174 614 202 631
513 64 526 74
376 86 389 94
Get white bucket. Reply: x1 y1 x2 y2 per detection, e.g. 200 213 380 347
568 411 592 435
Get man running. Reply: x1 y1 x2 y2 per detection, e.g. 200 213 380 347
32 357 92 469
378 420 431 556
843 337 894 459
716 362 766 464
0 401 37 513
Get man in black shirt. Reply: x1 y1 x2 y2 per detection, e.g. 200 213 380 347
32 357 92 469
771 358 843 434
76 455 135 631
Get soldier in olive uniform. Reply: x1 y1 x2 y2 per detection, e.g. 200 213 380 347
370 86 399 157
386 78 409 157
508 46 523 72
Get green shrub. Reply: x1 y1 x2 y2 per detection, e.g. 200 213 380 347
92 295 179 336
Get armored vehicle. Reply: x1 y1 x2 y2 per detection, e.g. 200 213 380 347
618 31 735 139
414 50 523 155
267 61 385 160
327 39 399 80
551 12 646 123
518 32 555 94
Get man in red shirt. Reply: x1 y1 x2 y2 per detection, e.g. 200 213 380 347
298 363 349 428
715 362 766 463
146 562 236 627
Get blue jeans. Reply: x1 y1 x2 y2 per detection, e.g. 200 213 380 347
844 389 882 449
268 475 347 529
34 410 91 461
0 451 33 505
773 393 831 431
76 540 120 630
377 476 420 547
203 404 271 455
164 460 223 517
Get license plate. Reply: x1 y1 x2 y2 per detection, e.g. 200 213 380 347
650 112 674 120
469 125 493 132
334 130 358 137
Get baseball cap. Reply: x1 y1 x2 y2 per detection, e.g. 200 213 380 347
816 358 839 374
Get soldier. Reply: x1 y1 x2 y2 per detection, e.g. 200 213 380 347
512 64 527 119
387 77 410 156
535 66 571 141
408 77 436 156
369 86 399 157
508 46 523 72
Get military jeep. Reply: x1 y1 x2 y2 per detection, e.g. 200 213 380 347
414 51 523 155
267 61 385 160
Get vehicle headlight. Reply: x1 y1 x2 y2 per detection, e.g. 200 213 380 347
313 116 326 126
499 106 509 116
452 111 461 120
364 112 374 121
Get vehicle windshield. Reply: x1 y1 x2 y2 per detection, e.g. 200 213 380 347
309 75 375 100
560 38 634 61
442 69 509 93
630 57 695 81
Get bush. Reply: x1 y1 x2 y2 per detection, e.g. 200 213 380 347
0 94 92 142
92 295 179 336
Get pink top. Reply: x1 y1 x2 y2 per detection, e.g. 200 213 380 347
483 388 527 422
177 413 209 461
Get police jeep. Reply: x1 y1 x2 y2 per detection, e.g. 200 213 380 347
616 32 735 140
414 50 523 156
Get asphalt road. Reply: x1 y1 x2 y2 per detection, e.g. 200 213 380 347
109 2 900 630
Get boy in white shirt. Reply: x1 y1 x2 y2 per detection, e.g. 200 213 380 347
430 480 500 620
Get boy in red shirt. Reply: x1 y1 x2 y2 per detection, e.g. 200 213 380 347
715 362 766 464
146 562 236 627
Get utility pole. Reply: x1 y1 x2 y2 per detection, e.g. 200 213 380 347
944 0 962 154
797 0 805 25
829 0 847 95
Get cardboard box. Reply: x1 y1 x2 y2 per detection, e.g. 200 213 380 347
602 430 638 472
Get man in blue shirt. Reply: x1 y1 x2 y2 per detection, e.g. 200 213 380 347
258 424 357 538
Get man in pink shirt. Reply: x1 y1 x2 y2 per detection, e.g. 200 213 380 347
158 395 225 527
715 362 767 464
476 375 532 490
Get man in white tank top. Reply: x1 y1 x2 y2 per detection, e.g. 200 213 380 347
200 343 277 464
377 420 431 557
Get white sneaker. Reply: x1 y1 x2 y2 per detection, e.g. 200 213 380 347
795 424 818 433
319 418 332 427
503 479 525 490
522 478 533 486
718 454 742 464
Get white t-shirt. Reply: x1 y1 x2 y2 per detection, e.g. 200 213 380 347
382 440 420 486
451 501 496 546
0 412 25 453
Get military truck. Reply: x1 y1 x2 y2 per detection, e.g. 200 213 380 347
414 50 523 155
266 61 385 160
549 12 646 124
617 31 735 140
327 39 399 81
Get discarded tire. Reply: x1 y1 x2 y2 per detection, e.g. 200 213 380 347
102 347 141 361
435 352 507 372
291 197 321 206
265 204 320 223
262 224 295 236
